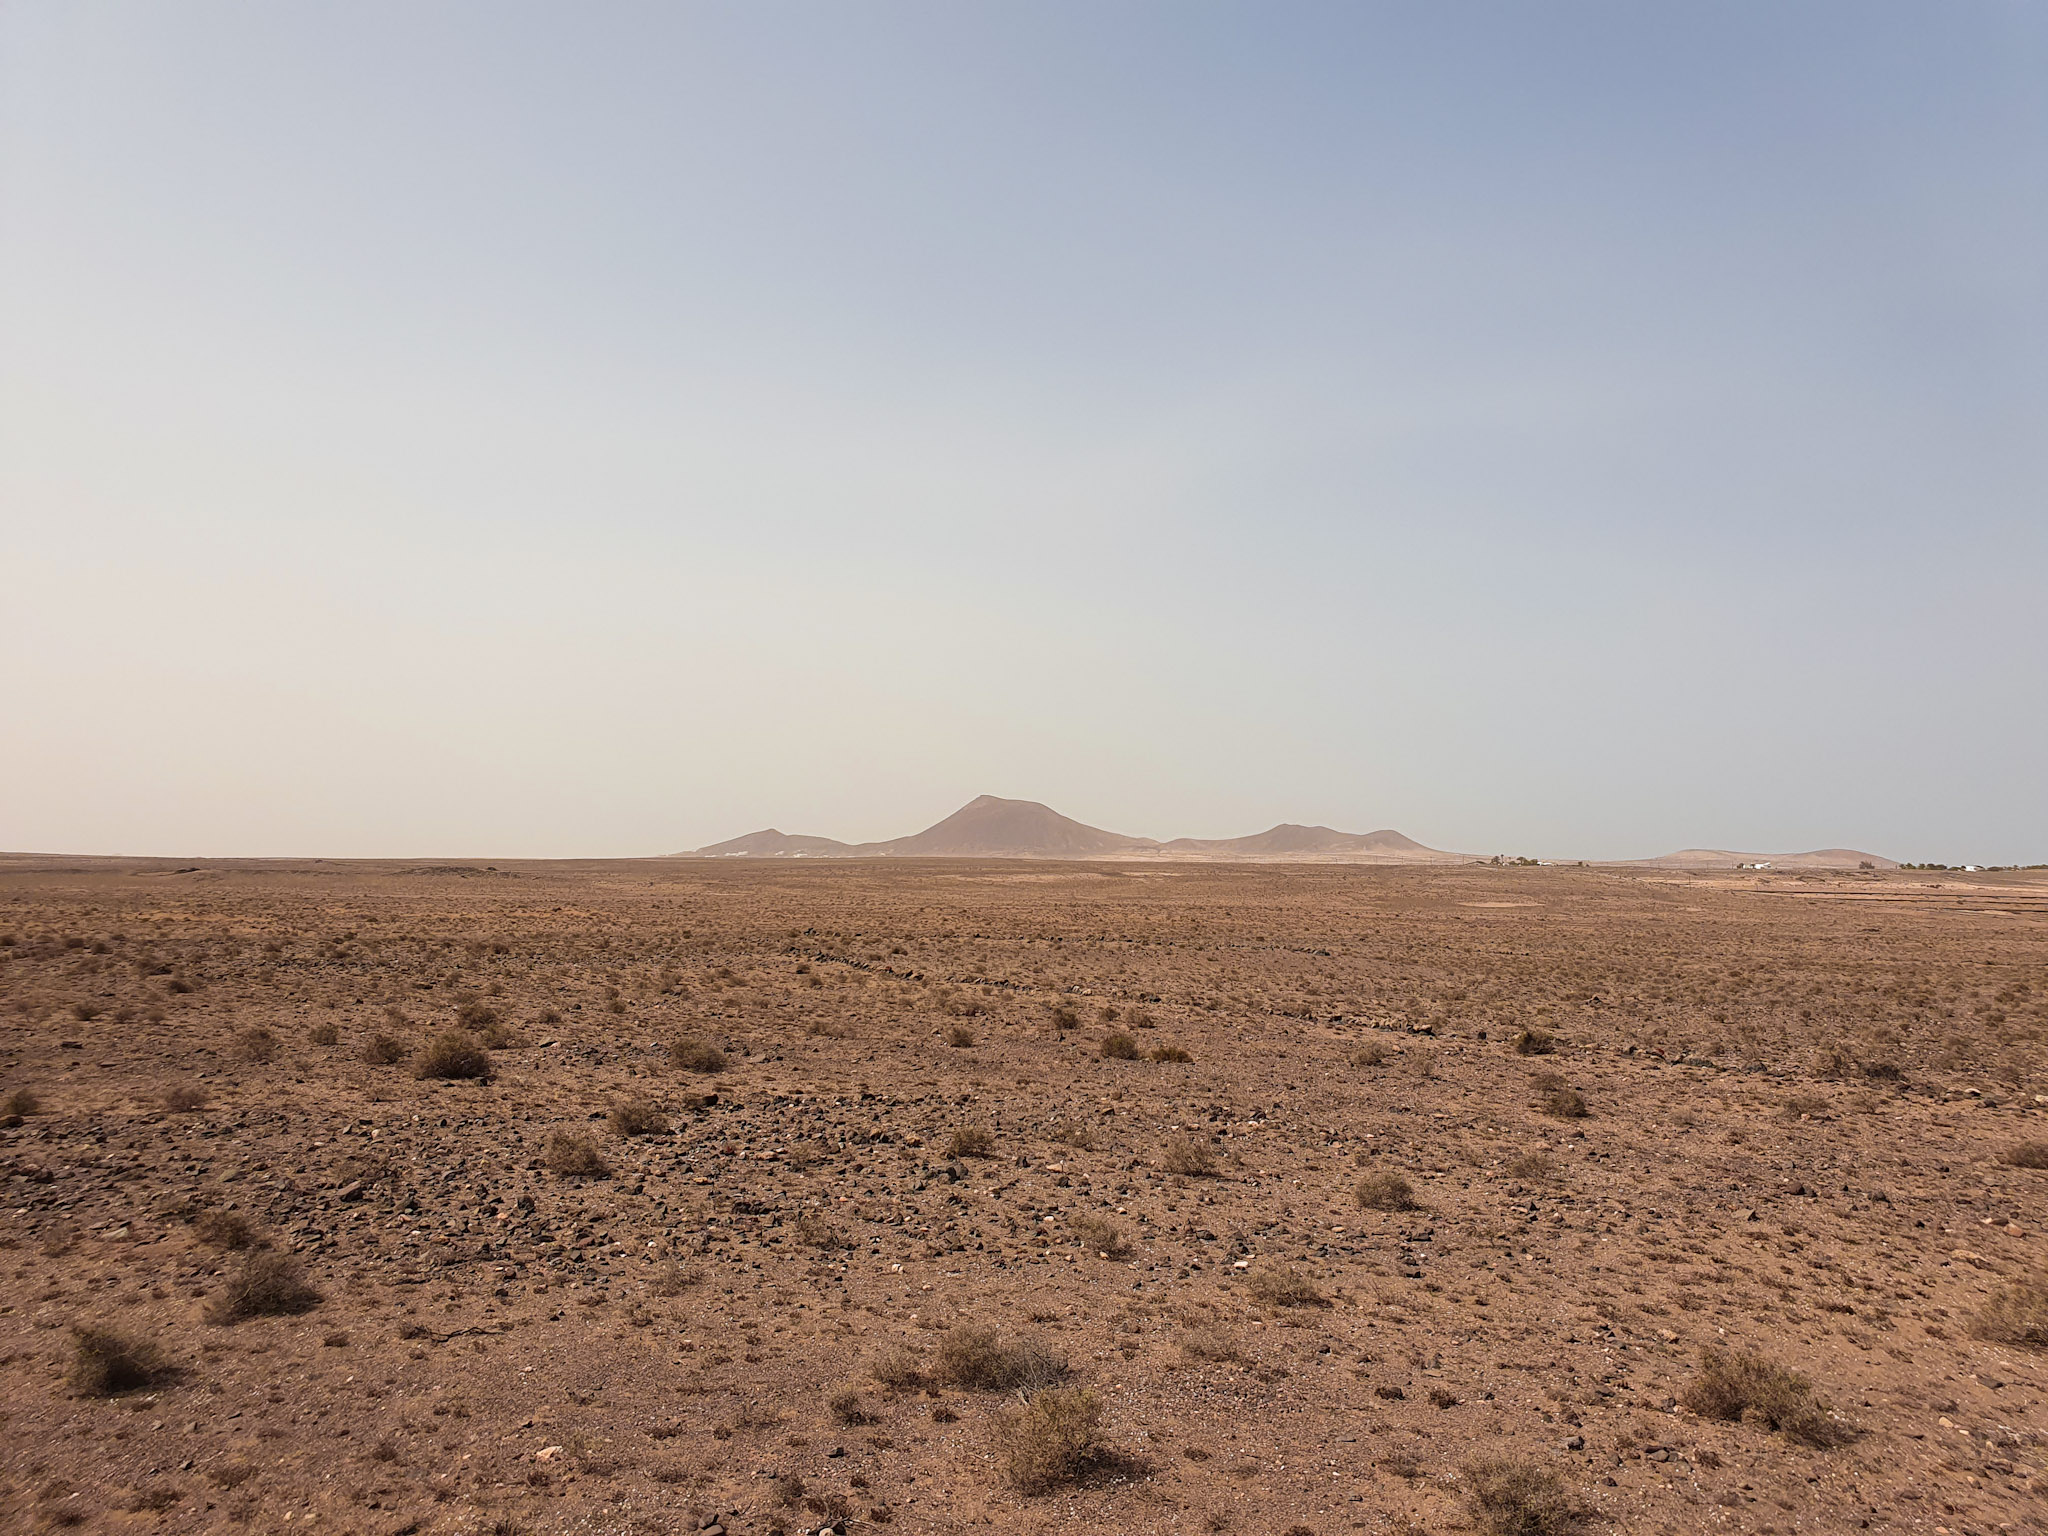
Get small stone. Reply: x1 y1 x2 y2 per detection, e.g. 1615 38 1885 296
1564 1435 1585 1450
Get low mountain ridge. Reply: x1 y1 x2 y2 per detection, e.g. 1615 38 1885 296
688 828 855 858
684 796 1462 862
1620 847 1898 870
1161 823 1466 862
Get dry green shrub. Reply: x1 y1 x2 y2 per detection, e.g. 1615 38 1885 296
361 1033 409 1066
1162 1132 1218 1177
669 1038 727 1074
1506 1151 1555 1181
870 1346 928 1393
307 1022 339 1047
69 1326 169 1395
236 1027 278 1064
948 1123 995 1159
1049 1115 1096 1150
1355 1170 1419 1211
1179 1325 1242 1363
1100 1032 1140 1060
206 1253 321 1323
1513 1028 1556 1056
164 1084 210 1113
1971 1279 2048 1347
936 1324 1066 1391
1464 1457 1576 1535
1349 1042 1387 1068
648 1260 695 1296
828 1384 877 1426
1246 1264 1327 1308
1542 1087 1588 1119
1069 1213 1130 1258
545 1130 611 1178
1680 1349 1852 1446
193 1210 258 1250
608 1097 669 1136
992 1388 1105 1494
414 1029 490 1080
794 1215 849 1249
1148 1044 1193 1063
455 999 499 1031
2002 1143 2048 1170
945 1024 976 1048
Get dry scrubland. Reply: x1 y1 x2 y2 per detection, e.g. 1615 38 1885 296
3 856 2048 1536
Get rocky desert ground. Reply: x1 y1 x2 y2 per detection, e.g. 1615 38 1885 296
4 855 2047 1536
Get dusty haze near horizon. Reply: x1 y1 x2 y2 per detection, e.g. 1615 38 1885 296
3 4 2045 864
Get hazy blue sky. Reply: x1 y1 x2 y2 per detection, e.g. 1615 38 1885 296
4 3 2044 861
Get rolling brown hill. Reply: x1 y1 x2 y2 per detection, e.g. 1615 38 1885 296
1618 847 1898 870
687 828 855 857
857 795 1158 858
683 797 1466 862
1160 823 1467 862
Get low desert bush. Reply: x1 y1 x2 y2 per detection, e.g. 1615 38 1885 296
455 999 499 1031
1180 1325 1242 1363
361 1034 410 1066
1542 1087 1588 1119
669 1038 727 1074
164 1084 210 1113
945 1024 976 1048
936 1324 1066 1391
1680 1348 1851 1446
1349 1042 1387 1068
1506 1151 1555 1181
1069 1213 1130 1258
414 1029 490 1080
948 1123 996 1159
307 1022 339 1046
3 1087 38 1116
1162 1132 1218 1177
1100 1032 1140 1060
193 1210 258 1250
1148 1043 1193 1063
236 1027 278 1064
871 1347 928 1393
2003 1143 2048 1170
1971 1279 2048 1348
1049 1115 1096 1150
206 1253 321 1323
828 1384 878 1426
607 1097 669 1136
1513 1028 1556 1056
69 1326 169 1395
992 1388 1105 1494
1356 1170 1419 1211
545 1130 611 1178
794 1215 849 1249
1464 1456 1576 1535
1246 1264 1327 1308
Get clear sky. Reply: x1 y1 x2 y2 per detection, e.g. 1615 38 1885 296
3 3 2044 862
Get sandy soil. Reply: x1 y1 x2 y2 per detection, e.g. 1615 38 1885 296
2 856 2046 1535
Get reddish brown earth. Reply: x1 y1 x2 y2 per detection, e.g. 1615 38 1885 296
2 856 2046 1535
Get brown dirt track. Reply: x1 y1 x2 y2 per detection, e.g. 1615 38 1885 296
2 855 2046 1535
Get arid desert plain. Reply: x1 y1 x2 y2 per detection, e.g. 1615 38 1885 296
4 855 2048 1536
